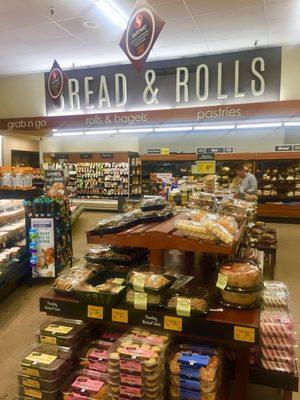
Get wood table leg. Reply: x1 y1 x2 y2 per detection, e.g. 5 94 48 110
283 390 293 400
232 347 250 400
149 249 165 273
185 251 195 274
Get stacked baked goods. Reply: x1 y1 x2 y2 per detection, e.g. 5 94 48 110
217 260 263 308
107 328 171 400
125 270 173 310
202 175 219 194
169 344 223 400
260 282 297 373
175 212 236 245
165 286 209 316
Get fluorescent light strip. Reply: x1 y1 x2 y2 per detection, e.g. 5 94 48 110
118 128 153 133
85 130 117 135
154 126 193 132
93 0 127 29
236 123 282 129
52 129 58 132
194 125 235 131
284 122 300 127
53 131 84 137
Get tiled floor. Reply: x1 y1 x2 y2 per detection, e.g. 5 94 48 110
0 212 298 399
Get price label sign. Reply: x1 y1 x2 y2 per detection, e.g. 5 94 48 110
234 326 255 343
216 273 228 290
112 308 128 323
87 305 104 320
164 315 182 331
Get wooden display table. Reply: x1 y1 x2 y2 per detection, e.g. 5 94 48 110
86 213 245 271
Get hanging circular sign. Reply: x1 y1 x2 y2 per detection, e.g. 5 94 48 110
48 67 64 100
126 7 155 61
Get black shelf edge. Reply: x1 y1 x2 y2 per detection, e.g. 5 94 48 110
250 366 299 392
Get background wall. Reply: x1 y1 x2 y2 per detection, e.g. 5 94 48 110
3 134 40 165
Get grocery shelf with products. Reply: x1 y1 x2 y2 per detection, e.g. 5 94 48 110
43 151 142 210
34 195 298 400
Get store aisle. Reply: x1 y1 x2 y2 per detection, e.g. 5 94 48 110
0 213 298 400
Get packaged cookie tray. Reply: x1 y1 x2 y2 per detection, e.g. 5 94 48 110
84 246 142 266
138 210 174 224
79 346 109 373
61 371 108 400
261 335 296 351
165 287 210 317
260 321 295 338
108 389 165 400
261 347 296 363
74 270 127 306
18 385 61 400
108 382 165 398
261 358 297 374
125 328 172 351
126 271 176 294
124 289 165 310
169 373 220 393
20 344 75 381
37 319 88 348
91 219 139 236
169 387 219 400
18 369 68 392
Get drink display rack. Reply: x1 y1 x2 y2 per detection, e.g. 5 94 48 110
25 197 72 279
39 212 299 400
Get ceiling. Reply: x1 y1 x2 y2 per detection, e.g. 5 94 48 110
0 0 300 76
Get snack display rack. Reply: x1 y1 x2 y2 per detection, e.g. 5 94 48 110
43 152 142 210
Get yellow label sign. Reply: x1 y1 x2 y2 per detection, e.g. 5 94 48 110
216 273 228 290
133 274 145 292
22 367 40 377
44 324 73 335
24 352 57 365
161 148 170 155
234 326 255 343
40 335 57 346
197 161 216 175
112 278 124 285
112 308 128 323
164 315 182 331
134 292 148 310
25 388 42 399
22 377 40 389
87 305 104 320
176 298 191 317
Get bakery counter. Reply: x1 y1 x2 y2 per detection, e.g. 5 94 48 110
40 291 259 346
257 203 300 222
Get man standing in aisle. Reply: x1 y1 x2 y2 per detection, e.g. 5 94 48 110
235 165 258 198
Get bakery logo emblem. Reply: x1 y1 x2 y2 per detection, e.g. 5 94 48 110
48 60 67 105
120 0 165 72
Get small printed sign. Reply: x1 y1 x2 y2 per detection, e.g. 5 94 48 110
293 145 300 151
119 0 165 72
87 305 104 320
198 153 214 161
100 153 114 158
274 145 293 152
216 273 228 290
234 326 255 343
146 148 170 155
164 315 182 331
206 147 224 154
197 161 216 175
112 308 128 323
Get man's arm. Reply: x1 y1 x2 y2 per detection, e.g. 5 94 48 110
244 175 257 194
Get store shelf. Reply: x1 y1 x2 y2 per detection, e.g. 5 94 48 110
0 188 41 200
257 203 300 220
250 366 298 392
86 213 246 256
0 254 29 302
40 291 259 346
72 197 119 211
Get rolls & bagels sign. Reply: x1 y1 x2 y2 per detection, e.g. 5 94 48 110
44 47 281 116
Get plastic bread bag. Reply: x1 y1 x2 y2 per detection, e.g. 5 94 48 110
216 215 238 236
203 217 233 245
175 219 215 241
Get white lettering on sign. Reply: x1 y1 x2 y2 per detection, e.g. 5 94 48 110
176 67 189 103
84 77 94 109
197 107 242 120
7 119 47 131
251 57 265 96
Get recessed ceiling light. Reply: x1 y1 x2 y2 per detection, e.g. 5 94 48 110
83 21 99 29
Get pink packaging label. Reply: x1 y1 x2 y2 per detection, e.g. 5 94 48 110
122 347 153 358
89 349 108 361
134 334 163 345
88 360 107 372
71 376 104 392
120 385 142 397
120 359 142 373
120 373 142 386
